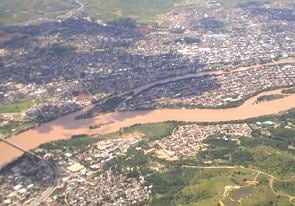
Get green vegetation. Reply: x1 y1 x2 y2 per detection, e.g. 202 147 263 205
105 145 153 176
101 110 295 205
151 85 293 111
0 101 32 113
40 135 101 151
81 0 179 24
0 0 179 25
195 116 295 179
50 187 66 198
147 167 258 206
273 180 295 196
276 197 293 206
0 0 78 24
246 108 295 126
256 94 286 103
1 0 295 25
34 110 295 205
239 183 276 206
0 121 32 137
248 145 295 178
282 87 295 94
103 121 179 141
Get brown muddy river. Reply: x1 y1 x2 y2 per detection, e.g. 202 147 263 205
0 88 294 167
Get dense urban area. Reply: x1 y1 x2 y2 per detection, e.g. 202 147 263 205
0 0 295 133
0 0 295 205
1 110 295 205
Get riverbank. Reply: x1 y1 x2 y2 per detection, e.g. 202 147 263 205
0 87 294 168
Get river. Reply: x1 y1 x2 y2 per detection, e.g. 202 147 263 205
0 88 294 168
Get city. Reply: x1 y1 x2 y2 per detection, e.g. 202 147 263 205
0 0 294 205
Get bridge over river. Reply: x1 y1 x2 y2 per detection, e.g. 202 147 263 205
0 87 294 168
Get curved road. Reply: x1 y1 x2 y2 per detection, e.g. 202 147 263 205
116 57 295 109
183 165 295 204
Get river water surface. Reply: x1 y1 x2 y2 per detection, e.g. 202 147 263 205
0 88 294 167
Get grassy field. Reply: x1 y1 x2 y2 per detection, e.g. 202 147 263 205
248 145 295 178
31 110 295 205
102 121 179 141
0 122 20 136
1 0 294 25
0 0 179 25
40 135 102 151
273 179 295 196
102 111 295 205
81 0 179 23
147 167 281 206
0 101 32 113
0 0 77 24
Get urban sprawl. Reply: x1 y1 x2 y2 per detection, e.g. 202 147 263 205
0 0 295 205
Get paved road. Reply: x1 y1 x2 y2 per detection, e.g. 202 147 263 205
116 57 295 110
182 165 295 204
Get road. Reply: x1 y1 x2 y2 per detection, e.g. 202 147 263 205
57 0 85 20
0 86 295 169
29 161 59 206
0 136 41 159
116 56 295 110
182 165 295 205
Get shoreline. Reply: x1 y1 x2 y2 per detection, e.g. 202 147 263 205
0 87 294 168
